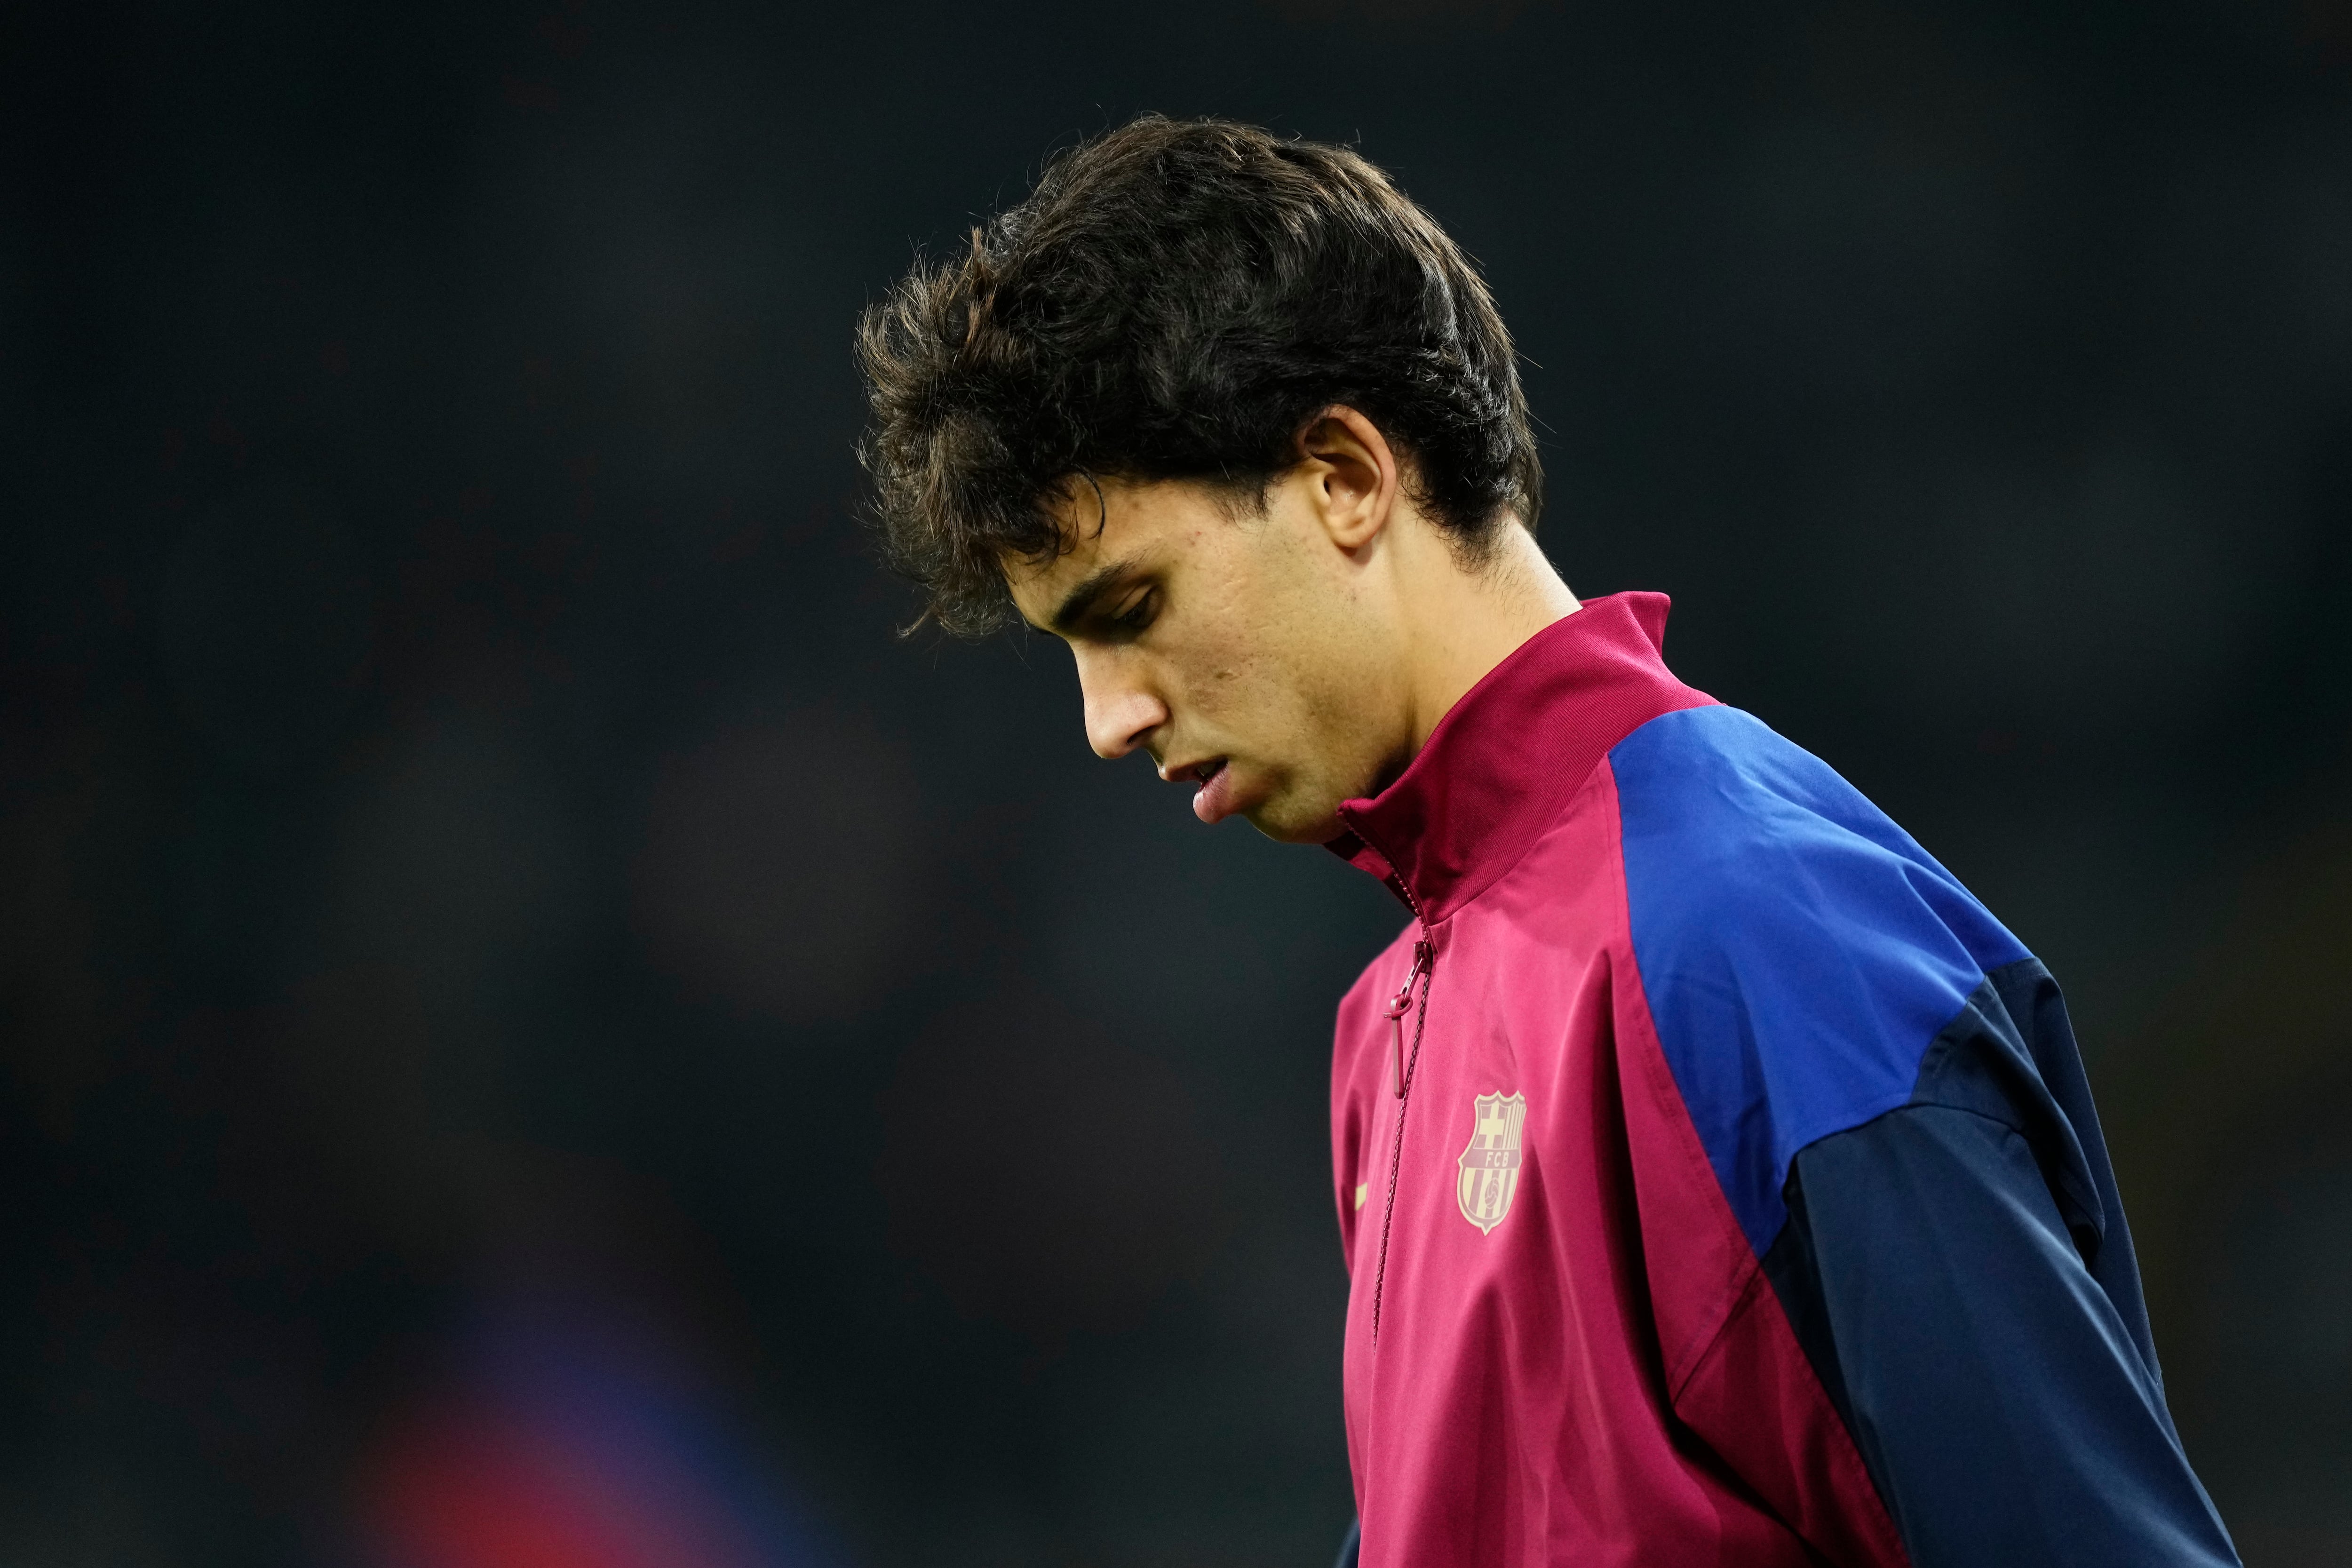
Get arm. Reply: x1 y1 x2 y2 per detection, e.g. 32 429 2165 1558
1773 1100 2239 1566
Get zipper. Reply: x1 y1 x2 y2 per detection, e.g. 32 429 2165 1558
1369 871 1435 1347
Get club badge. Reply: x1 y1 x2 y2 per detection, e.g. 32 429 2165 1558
1456 1091 1527 1235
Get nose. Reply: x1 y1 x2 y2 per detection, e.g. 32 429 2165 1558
1074 650 1167 761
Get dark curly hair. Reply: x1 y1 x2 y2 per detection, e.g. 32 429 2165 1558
855 114 1542 636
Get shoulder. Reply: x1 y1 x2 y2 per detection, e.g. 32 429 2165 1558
1607 704 2025 997
1604 705 2032 1252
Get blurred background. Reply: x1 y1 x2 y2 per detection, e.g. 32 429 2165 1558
3 0 2349 1563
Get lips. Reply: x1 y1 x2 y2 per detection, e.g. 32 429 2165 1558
1190 759 1236 824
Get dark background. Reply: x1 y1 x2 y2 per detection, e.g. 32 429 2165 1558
5 1 2350 1563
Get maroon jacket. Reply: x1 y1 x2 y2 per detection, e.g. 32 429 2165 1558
1324 594 2233 1567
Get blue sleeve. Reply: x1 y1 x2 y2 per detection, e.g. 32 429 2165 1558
1767 968 2240 1567
1332 1516 1359 1568
1612 706 2237 1560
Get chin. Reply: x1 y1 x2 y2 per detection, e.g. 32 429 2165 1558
1245 792 1348 846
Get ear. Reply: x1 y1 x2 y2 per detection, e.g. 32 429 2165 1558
1295 406 1399 552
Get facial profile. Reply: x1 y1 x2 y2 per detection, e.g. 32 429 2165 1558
1002 413 1422 844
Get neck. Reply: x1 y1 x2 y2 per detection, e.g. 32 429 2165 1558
1396 519 1581 754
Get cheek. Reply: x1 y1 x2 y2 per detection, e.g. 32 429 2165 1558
1174 649 1247 710
1174 541 1319 720
1288 630 1383 739
1164 612 1255 701
1159 645 1264 743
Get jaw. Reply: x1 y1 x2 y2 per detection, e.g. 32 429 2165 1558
1210 706 1409 844
1234 765 1356 845
1248 812 1343 846
1261 812 1352 846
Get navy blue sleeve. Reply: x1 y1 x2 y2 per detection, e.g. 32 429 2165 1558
1331 1516 1359 1568
1765 960 2239 1566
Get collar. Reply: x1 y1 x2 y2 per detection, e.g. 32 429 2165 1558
1326 591 1715 922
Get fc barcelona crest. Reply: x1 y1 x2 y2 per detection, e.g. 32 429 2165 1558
1457 1092 1527 1234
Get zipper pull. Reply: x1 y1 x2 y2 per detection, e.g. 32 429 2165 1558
1383 938 1435 1097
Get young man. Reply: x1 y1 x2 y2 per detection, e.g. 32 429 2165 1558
857 116 2240 1567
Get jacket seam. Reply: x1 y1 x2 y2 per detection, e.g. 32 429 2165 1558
1595 760 1768 1396
1665 1253 1771 1406
1441 696 1716 921
1668 1246 1915 1567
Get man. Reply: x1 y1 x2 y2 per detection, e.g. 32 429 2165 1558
856 115 2239 1567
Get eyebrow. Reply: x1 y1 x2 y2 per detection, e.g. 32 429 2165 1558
1042 556 1145 636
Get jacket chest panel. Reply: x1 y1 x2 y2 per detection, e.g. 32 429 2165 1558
1343 911 1646 1355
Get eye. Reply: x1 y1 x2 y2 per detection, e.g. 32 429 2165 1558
1112 588 1158 633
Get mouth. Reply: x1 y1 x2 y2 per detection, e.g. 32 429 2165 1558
1166 757 1238 824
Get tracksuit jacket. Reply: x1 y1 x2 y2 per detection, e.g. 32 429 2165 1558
1323 592 2238 1568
